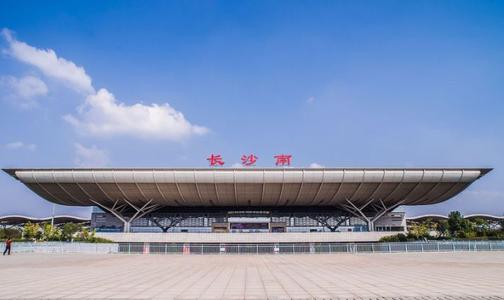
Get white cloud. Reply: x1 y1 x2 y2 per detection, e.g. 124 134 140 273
64 88 208 141
307 96 316 104
0 75 48 107
3 141 37 151
3 28 209 141
74 143 109 167
309 162 324 168
2 28 94 94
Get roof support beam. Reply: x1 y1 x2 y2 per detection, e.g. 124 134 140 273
149 215 187 232
308 214 350 232
341 198 405 231
90 199 161 233
342 198 374 230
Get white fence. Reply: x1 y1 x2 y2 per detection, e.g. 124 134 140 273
8 241 504 255
120 240 504 255
11 242 118 254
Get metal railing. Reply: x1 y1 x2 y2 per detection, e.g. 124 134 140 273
8 240 504 255
118 240 504 255
10 242 118 254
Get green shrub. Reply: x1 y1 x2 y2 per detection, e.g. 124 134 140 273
379 233 407 242
0 228 22 239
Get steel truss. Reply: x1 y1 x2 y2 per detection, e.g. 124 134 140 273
91 199 162 232
340 198 405 231
148 215 187 232
308 214 351 232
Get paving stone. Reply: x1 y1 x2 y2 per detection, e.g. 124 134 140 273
0 252 503 299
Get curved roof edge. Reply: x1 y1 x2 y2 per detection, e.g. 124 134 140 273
3 167 494 172
0 215 90 223
407 213 504 221
407 214 449 220
2 167 493 179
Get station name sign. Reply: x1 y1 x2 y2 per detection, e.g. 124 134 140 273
207 154 292 167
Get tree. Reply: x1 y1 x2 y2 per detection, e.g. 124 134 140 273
41 223 62 241
447 211 469 237
82 227 90 240
408 223 430 239
437 220 449 238
75 227 96 242
379 233 407 242
0 227 22 239
23 222 41 240
470 218 490 236
61 223 82 242
423 218 441 238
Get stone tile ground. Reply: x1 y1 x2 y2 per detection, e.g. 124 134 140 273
1 251 503 299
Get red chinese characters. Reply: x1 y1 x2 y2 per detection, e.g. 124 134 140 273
274 154 292 166
207 153 292 167
207 154 225 166
241 154 258 166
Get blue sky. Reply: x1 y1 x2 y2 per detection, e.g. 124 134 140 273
0 1 503 218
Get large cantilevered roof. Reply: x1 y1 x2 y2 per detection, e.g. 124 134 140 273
3 168 491 210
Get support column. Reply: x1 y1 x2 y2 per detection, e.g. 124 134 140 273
341 198 405 232
369 199 405 231
123 222 131 233
341 198 374 231
91 199 161 233
368 220 374 231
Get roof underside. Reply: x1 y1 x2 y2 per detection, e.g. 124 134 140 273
3 168 491 210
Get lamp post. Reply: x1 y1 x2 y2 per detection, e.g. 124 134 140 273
51 204 55 227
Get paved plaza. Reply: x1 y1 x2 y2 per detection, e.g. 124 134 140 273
1 251 504 299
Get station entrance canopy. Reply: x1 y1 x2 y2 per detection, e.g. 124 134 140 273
3 168 491 232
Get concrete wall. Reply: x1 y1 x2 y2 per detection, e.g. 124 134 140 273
96 231 400 243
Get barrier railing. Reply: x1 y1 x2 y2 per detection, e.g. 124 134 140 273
118 240 504 255
10 242 118 254
9 241 504 255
